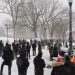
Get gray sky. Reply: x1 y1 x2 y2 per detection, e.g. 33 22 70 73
0 14 11 26
61 0 75 10
0 0 75 26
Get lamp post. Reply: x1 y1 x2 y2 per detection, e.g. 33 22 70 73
5 24 10 43
68 0 73 55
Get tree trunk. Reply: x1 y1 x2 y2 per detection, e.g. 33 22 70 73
50 32 53 40
34 29 37 38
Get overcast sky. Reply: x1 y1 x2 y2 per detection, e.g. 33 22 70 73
0 0 75 26
61 0 75 10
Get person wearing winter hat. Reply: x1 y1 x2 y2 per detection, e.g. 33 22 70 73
56 57 63 62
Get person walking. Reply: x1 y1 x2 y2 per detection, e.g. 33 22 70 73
0 40 4 56
49 45 54 61
12 42 19 58
17 50 29 75
63 55 72 75
38 42 42 53
33 52 45 75
26 42 31 59
32 42 37 56
1 43 14 75
53 44 58 57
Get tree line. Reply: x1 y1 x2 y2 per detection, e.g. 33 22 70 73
0 0 69 42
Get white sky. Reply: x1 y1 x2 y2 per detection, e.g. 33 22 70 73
0 13 12 26
0 0 75 26
61 0 75 10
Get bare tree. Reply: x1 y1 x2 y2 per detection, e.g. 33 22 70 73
38 0 68 40
0 0 69 40
0 0 21 41
54 15 69 42
17 0 43 38
13 0 69 40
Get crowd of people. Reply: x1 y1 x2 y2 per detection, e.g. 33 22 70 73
0 39 75 75
0 39 45 75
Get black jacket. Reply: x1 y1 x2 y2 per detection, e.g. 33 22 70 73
17 56 29 73
2 48 14 61
34 56 45 75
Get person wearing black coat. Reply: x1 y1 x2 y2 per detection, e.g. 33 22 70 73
49 45 54 60
38 42 42 53
26 42 31 59
0 40 4 56
1 43 14 75
47 41 51 50
51 65 65 75
12 42 19 58
51 54 72 75
63 54 75 75
33 52 45 75
17 50 29 75
63 55 72 75
21 44 27 58
32 42 37 56
53 44 58 57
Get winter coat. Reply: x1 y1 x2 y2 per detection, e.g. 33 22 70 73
63 60 72 75
32 43 36 50
53 46 58 57
38 43 42 53
51 65 64 75
33 56 45 75
2 48 14 62
26 44 31 52
49 46 54 57
17 56 29 73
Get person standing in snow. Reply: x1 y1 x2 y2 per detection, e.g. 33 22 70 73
17 49 29 75
26 42 31 59
32 42 37 56
53 44 58 57
1 43 14 75
33 52 45 75
38 41 42 53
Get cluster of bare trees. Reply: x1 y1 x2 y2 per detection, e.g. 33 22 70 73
0 0 69 41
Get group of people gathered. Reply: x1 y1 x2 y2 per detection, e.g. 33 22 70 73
0 39 45 75
47 41 62 61
51 53 75 75
47 40 75 75
1 39 75 75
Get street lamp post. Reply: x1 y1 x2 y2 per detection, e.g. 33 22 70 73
68 0 73 55
44 26 47 40
5 24 10 43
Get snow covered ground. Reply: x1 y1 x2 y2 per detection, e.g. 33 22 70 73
0 46 52 75
61 46 68 52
